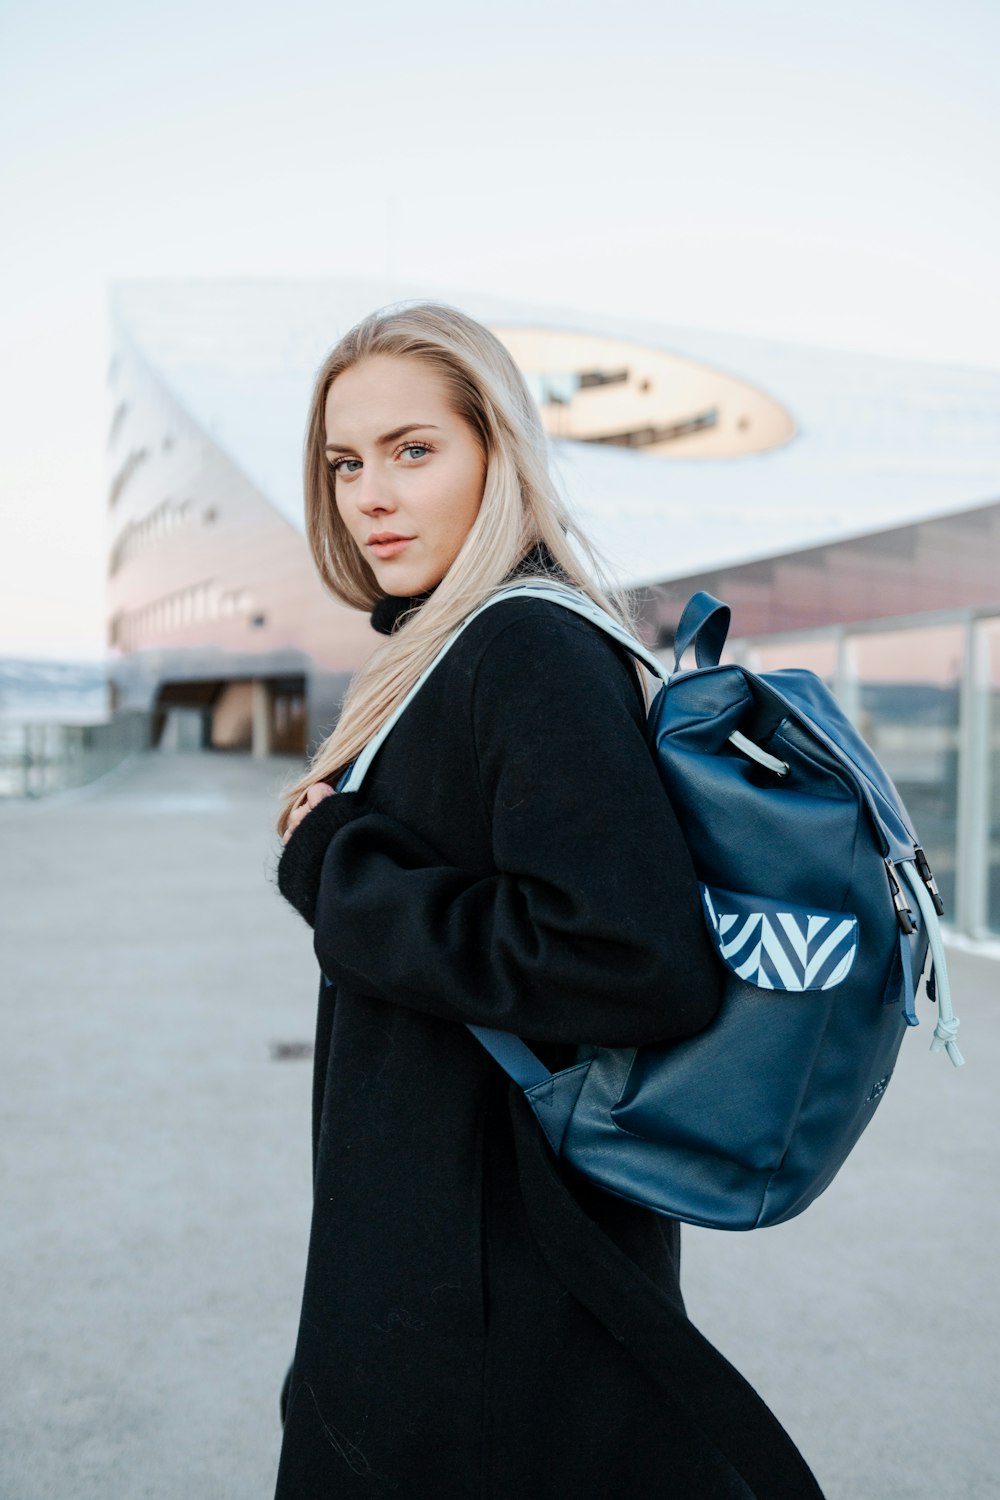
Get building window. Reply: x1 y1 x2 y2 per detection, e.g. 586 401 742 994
108 446 150 507
108 401 129 447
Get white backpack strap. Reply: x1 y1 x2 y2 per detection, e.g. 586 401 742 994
492 581 670 682
897 860 964 1067
340 582 664 793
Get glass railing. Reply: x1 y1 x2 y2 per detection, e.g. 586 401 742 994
0 711 153 798
737 615 1000 939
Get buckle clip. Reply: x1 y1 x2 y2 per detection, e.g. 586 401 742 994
914 846 946 916
885 860 916 934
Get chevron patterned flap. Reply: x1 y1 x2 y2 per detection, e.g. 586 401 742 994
701 884 859 992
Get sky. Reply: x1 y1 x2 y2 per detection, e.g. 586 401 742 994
1 0 998 661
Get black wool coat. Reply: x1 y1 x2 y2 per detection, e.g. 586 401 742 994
273 560 824 1500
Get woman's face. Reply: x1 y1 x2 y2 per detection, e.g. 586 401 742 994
325 354 488 597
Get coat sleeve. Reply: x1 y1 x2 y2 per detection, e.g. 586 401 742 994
308 610 725 1047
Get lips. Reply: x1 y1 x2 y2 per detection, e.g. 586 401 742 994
368 536 415 559
367 533 415 545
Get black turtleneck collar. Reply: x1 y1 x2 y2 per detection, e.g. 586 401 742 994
368 541 565 636
369 584 439 636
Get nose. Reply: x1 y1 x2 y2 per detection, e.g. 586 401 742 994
355 469 398 517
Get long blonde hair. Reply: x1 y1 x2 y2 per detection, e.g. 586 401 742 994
276 299 642 839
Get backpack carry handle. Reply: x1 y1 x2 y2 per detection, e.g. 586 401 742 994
672 591 731 672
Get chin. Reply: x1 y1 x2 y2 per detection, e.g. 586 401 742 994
377 564 442 596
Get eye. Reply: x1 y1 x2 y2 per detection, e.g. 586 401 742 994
326 442 433 479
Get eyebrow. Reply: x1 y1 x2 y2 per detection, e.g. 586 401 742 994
324 423 440 453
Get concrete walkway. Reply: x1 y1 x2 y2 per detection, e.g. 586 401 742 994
1 748 996 1499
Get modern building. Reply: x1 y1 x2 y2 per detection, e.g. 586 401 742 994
105 277 1000 935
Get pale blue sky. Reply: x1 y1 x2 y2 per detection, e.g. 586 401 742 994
1 0 997 659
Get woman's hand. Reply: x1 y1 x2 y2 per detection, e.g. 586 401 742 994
276 783 364 928
282 782 336 844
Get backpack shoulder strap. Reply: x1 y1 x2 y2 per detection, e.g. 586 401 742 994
493 582 669 681
340 582 664 792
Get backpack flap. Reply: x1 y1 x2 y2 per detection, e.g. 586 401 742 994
762 670 917 862
701 886 859 993
649 667 865 917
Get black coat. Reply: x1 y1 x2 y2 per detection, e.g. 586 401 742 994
273 560 824 1499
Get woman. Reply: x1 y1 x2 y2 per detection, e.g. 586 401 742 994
272 301 824 1498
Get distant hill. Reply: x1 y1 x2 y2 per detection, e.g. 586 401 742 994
0 659 110 724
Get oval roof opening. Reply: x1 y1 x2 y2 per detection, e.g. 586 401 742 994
492 326 796 458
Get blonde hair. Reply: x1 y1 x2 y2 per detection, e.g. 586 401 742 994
276 299 642 839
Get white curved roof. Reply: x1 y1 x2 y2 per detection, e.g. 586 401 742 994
110 276 1000 590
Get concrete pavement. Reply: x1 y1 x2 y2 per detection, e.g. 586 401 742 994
1 748 996 1499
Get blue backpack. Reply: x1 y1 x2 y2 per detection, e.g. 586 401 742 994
337 582 964 1229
